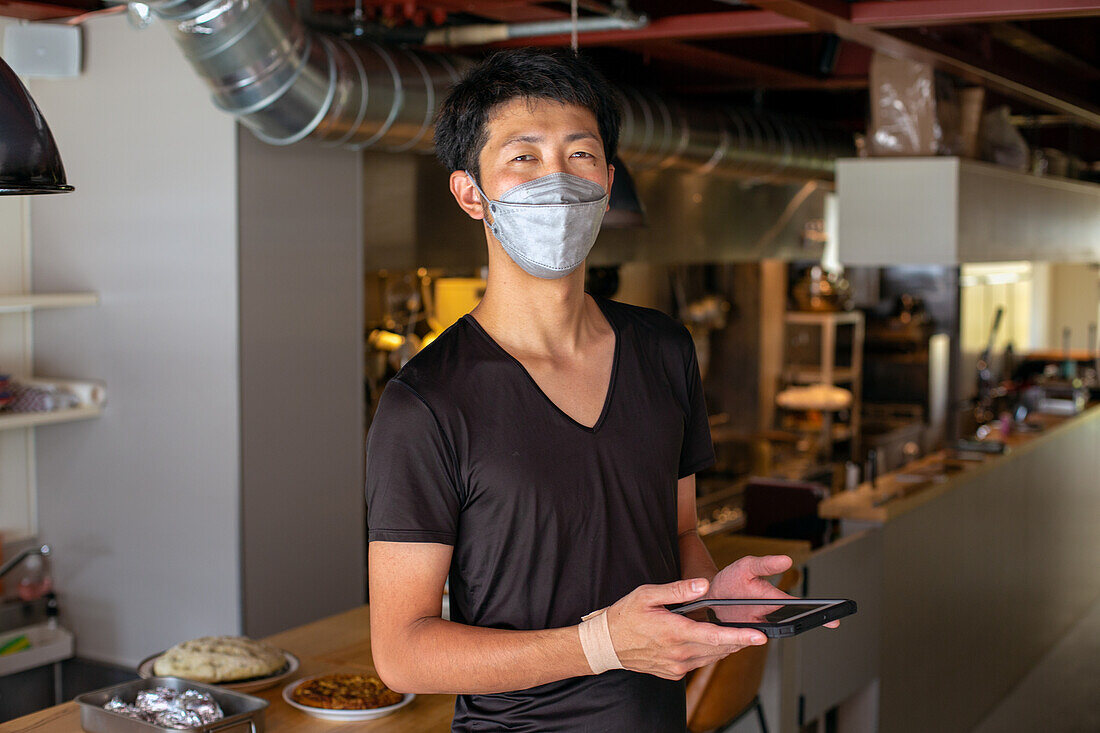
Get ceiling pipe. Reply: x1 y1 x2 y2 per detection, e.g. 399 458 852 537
139 0 849 176
422 14 648 47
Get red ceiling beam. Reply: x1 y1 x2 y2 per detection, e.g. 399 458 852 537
0 0 99 21
321 0 1100 48
466 11 809 49
630 40 823 88
454 0 1100 49
749 0 852 31
748 0 1100 128
852 0 1100 28
425 1 565 23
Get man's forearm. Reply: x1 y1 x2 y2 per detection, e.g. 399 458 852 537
679 529 719 584
374 617 591 695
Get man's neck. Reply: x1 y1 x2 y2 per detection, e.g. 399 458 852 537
472 268 594 359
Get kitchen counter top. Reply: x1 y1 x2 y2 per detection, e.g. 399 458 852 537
0 606 455 733
0 535 804 732
818 403 1100 523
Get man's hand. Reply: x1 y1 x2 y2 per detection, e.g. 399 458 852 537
707 554 795 601
706 554 840 630
603 578 769 681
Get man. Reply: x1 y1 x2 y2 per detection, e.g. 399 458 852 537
366 49 796 731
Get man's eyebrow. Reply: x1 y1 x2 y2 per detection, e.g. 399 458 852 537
499 131 601 148
501 134 544 147
564 131 601 143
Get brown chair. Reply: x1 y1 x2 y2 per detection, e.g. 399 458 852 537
684 567 801 733
743 478 831 549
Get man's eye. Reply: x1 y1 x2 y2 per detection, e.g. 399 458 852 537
571 151 594 158
512 155 535 162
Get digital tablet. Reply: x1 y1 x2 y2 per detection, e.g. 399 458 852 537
666 598 856 638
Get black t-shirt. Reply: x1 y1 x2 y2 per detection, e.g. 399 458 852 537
366 296 715 732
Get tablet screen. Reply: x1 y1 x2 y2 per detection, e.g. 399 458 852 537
677 601 834 625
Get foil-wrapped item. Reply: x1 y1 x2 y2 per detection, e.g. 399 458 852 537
103 687 224 729
136 688 176 714
178 689 222 722
104 696 145 720
153 709 205 729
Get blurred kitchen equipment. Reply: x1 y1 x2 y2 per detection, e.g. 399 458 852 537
777 384 853 462
792 265 852 312
431 277 485 333
974 306 1004 424
673 272 729 381
1062 327 1077 380
862 406 926 473
1022 383 1089 416
0 541 51 594
1091 323 1100 391
866 448 879 490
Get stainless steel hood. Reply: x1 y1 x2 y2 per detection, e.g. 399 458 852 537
837 158 1100 265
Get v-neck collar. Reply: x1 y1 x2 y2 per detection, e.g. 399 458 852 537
463 295 621 434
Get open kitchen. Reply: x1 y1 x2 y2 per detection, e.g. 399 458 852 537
1 1 1099 731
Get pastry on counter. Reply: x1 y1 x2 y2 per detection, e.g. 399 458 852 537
153 636 287 683
291 673 403 710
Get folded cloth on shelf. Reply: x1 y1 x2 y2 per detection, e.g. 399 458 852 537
5 383 76 412
3 378 106 413
23 378 107 408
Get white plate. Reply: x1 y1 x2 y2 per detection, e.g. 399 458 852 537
282 677 415 721
137 650 299 693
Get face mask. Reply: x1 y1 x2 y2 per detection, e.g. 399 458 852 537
466 171 609 279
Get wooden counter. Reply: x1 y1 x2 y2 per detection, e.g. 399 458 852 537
0 536 801 732
819 403 1100 733
818 405 1096 523
0 606 455 733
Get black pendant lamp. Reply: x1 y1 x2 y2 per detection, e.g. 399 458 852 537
0 55 73 195
602 155 645 229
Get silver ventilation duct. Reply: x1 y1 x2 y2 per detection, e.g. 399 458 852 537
146 0 462 150
144 0 850 176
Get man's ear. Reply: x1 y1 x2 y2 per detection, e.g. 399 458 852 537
450 170 485 220
605 162 615 212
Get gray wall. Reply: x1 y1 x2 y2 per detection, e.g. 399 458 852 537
28 15 242 665
237 131 366 637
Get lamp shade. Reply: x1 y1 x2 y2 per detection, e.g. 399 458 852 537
0 54 73 194
602 155 645 229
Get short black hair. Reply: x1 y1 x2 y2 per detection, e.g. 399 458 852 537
433 49 621 181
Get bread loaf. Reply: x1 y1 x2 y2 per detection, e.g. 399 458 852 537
153 636 286 683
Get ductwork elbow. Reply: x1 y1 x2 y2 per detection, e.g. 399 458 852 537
145 0 463 150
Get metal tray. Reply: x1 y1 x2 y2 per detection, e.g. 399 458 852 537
75 676 268 733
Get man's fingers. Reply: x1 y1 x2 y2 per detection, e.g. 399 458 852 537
639 578 709 606
735 554 793 579
679 621 767 649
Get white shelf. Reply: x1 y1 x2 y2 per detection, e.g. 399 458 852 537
0 405 102 432
0 293 99 313
788 367 858 384
785 311 863 325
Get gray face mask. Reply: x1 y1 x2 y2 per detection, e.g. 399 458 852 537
467 171 609 279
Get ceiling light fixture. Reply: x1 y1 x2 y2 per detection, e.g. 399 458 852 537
0 55 73 195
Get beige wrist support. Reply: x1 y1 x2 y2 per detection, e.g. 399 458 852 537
579 607 623 674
